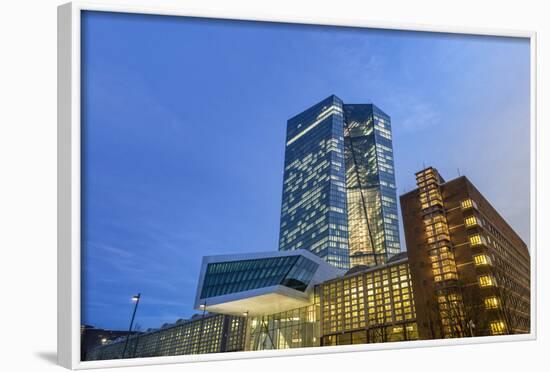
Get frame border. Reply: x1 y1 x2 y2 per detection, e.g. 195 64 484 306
57 1 537 369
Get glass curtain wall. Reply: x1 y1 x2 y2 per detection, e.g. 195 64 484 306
200 255 319 300
247 303 320 351
279 95 350 269
86 314 246 360
343 104 401 268
320 262 418 345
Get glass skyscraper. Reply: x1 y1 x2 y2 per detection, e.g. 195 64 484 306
344 104 401 267
278 95 350 269
279 95 401 270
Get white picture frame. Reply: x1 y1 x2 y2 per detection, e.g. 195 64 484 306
58 1 537 369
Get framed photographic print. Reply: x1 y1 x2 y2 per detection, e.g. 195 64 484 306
58 1 537 369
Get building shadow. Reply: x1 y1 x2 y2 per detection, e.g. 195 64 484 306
35 351 57 365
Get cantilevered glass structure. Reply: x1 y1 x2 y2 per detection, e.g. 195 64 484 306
279 95 350 269
194 250 344 316
279 96 401 270
199 255 319 299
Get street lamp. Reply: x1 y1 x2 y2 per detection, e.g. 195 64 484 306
121 293 141 358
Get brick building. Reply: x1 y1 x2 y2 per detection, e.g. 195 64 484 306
400 167 530 339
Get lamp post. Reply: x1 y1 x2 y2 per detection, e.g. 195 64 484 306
121 293 141 358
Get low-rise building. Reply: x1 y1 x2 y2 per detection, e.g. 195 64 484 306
86 313 246 360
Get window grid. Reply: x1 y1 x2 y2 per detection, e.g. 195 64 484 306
321 263 416 337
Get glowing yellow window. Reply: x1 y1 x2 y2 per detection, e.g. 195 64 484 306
461 199 475 209
479 275 494 287
464 216 478 227
473 254 491 266
490 320 506 335
444 272 458 280
469 234 483 246
485 296 500 309
392 326 403 334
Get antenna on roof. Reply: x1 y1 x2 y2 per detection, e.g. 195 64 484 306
422 161 426 170
457 168 461 177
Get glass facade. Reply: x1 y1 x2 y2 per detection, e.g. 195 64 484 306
344 104 401 267
320 260 417 344
86 314 246 360
279 95 350 269
322 323 418 345
200 255 319 300
248 303 320 350
89 259 420 360
247 259 419 351
279 97 401 270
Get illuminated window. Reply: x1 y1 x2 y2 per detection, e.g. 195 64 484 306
484 297 500 309
443 272 458 280
469 234 483 246
464 216 478 227
490 320 506 335
479 275 495 287
473 254 491 266
461 199 476 210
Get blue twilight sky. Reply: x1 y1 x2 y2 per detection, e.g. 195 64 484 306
81 11 530 331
